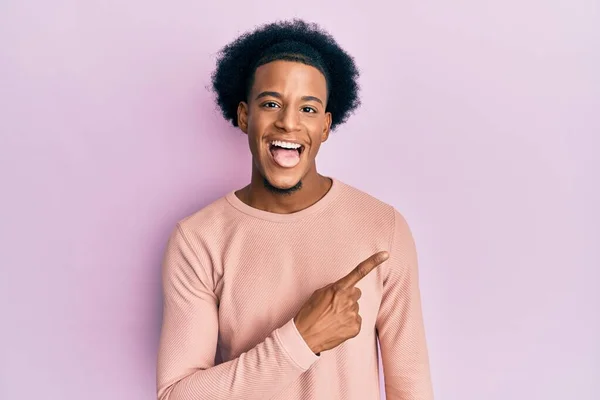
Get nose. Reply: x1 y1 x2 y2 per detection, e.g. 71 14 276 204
274 105 300 132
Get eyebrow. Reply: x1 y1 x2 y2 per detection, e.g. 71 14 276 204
255 91 324 106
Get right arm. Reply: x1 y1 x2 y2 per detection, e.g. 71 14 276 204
156 224 319 400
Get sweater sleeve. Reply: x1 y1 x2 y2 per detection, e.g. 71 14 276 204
375 209 434 399
156 224 319 400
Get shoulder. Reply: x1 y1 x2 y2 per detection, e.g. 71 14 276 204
334 179 416 245
167 194 237 252
335 179 398 225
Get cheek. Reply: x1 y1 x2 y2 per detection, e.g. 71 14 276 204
246 115 266 150
248 107 275 128
308 138 323 157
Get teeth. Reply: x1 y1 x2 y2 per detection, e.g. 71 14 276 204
271 140 302 149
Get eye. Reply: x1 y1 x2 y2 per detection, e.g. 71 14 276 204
262 101 280 109
301 106 317 113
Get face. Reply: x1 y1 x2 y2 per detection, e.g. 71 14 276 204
237 60 332 191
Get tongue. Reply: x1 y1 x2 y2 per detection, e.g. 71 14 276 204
272 148 300 168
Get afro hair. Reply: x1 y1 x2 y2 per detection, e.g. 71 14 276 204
211 19 360 131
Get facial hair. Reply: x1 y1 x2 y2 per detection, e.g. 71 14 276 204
263 176 302 196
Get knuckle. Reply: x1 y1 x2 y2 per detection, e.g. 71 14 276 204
332 289 346 305
357 264 368 278
332 283 343 292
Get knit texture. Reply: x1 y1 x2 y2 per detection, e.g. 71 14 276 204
156 177 433 399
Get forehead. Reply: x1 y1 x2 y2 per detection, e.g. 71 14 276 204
250 60 327 99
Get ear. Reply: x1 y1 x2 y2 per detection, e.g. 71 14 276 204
321 112 332 142
237 102 249 134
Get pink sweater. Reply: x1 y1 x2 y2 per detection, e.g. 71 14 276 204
156 177 433 399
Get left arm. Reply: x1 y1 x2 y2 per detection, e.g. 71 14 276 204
376 208 434 399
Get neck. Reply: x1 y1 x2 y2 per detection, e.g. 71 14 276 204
236 165 332 214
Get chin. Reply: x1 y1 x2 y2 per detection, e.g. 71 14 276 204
266 174 300 188
263 173 303 195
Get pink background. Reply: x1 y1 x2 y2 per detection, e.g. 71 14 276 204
1 1 598 399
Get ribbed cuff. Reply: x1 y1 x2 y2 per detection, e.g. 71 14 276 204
275 318 320 371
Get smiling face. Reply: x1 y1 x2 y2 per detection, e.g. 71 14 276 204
237 60 332 191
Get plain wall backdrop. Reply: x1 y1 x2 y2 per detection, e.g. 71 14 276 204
1 1 598 399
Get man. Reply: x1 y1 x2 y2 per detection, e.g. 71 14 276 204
156 19 434 400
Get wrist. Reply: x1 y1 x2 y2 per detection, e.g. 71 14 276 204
293 317 319 354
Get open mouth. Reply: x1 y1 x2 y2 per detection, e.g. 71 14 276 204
269 142 304 156
268 141 305 168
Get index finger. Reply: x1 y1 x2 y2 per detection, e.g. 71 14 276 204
336 251 389 290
